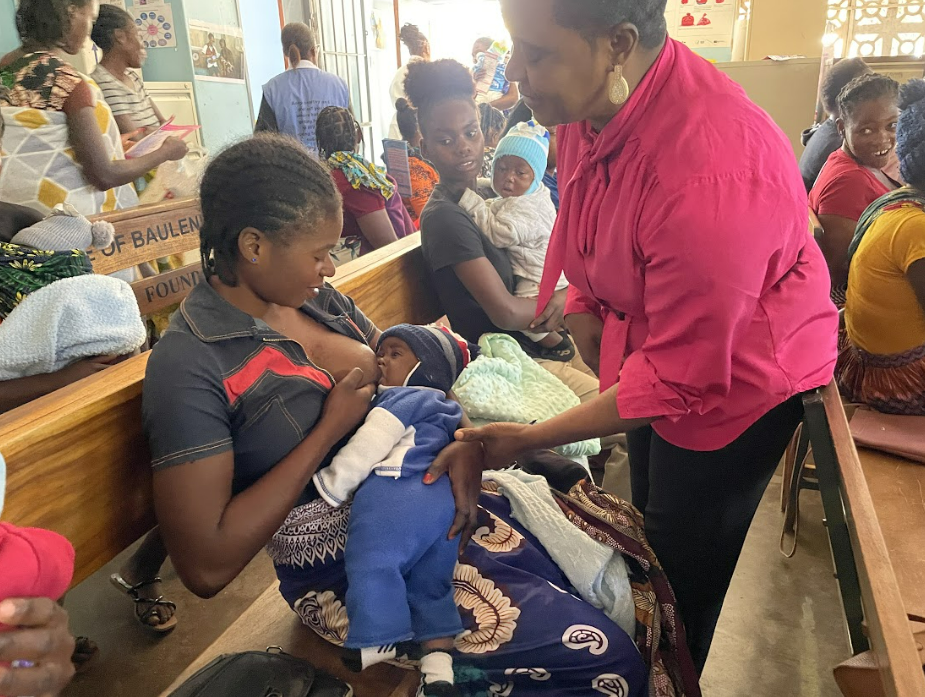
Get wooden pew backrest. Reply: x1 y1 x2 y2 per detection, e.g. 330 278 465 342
0 356 153 586
0 235 441 587
88 198 202 276
334 233 442 329
818 384 925 697
89 198 204 316
133 264 204 317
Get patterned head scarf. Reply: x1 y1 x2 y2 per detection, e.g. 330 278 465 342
317 106 395 199
0 241 93 320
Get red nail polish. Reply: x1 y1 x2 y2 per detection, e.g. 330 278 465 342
423 474 434 484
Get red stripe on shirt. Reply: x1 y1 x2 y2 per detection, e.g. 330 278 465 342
223 345 333 405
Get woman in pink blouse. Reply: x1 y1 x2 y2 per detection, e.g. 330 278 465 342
459 0 839 672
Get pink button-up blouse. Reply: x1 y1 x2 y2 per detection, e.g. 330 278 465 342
538 39 838 451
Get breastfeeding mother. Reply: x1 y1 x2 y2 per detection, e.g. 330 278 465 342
458 0 839 672
142 134 646 696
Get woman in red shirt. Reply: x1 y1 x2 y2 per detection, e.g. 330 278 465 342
316 107 413 263
810 73 901 299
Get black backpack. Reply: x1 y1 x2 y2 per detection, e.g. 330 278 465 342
168 649 353 697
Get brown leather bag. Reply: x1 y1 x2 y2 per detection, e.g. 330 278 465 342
834 616 925 696
850 408 925 464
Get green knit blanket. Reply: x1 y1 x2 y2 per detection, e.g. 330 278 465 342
454 334 601 458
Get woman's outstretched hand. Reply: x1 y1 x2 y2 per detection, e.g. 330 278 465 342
455 422 533 472
425 440 484 554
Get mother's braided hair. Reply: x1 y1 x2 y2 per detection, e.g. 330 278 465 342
198 134 341 285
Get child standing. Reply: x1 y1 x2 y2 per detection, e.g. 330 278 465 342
313 324 475 697
459 122 569 354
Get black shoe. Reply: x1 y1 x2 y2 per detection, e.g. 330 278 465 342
534 334 577 362
417 681 459 697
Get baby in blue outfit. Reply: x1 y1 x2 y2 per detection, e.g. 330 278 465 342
313 324 476 697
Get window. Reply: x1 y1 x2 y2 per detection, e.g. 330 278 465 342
826 0 925 58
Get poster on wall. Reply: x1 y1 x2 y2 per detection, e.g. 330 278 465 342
189 21 246 84
100 0 127 10
132 6 176 49
665 0 736 52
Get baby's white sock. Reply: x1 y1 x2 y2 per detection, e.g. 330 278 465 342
343 641 421 673
420 651 454 685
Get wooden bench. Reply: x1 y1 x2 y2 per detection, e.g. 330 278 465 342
0 235 439 697
801 384 925 696
88 197 204 317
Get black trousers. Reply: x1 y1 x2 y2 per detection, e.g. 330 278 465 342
627 395 804 673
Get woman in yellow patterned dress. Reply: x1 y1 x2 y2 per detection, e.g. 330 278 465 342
0 0 186 227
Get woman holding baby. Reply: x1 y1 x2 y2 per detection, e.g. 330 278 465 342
140 133 703 696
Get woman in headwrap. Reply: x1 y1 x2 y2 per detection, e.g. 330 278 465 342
316 106 413 263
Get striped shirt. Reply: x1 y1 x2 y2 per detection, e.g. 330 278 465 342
90 66 160 132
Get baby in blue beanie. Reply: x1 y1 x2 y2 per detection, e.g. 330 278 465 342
313 324 476 697
459 122 570 357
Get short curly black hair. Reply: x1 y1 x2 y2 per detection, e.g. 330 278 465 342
838 73 900 123
16 0 95 47
404 59 475 137
552 0 668 49
198 134 341 286
91 3 133 53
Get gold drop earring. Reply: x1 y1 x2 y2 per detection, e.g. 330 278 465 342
609 65 630 106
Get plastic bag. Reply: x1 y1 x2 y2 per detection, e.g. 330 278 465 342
137 147 208 204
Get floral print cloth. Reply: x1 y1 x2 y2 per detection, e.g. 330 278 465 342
269 475 702 696
0 242 91 319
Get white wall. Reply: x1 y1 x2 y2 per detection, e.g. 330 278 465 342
718 58 821 156
239 0 285 117
399 0 509 67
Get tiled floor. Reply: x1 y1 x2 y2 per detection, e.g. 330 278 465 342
63 471 847 697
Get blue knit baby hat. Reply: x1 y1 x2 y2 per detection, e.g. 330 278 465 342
897 79 925 187
493 121 550 195
379 324 478 393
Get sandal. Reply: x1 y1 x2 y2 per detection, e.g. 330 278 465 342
109 573 178 633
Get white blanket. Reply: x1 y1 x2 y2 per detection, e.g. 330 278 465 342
483 469 637 638
0 275 146 380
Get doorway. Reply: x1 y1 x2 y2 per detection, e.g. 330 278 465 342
310 0 378 161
